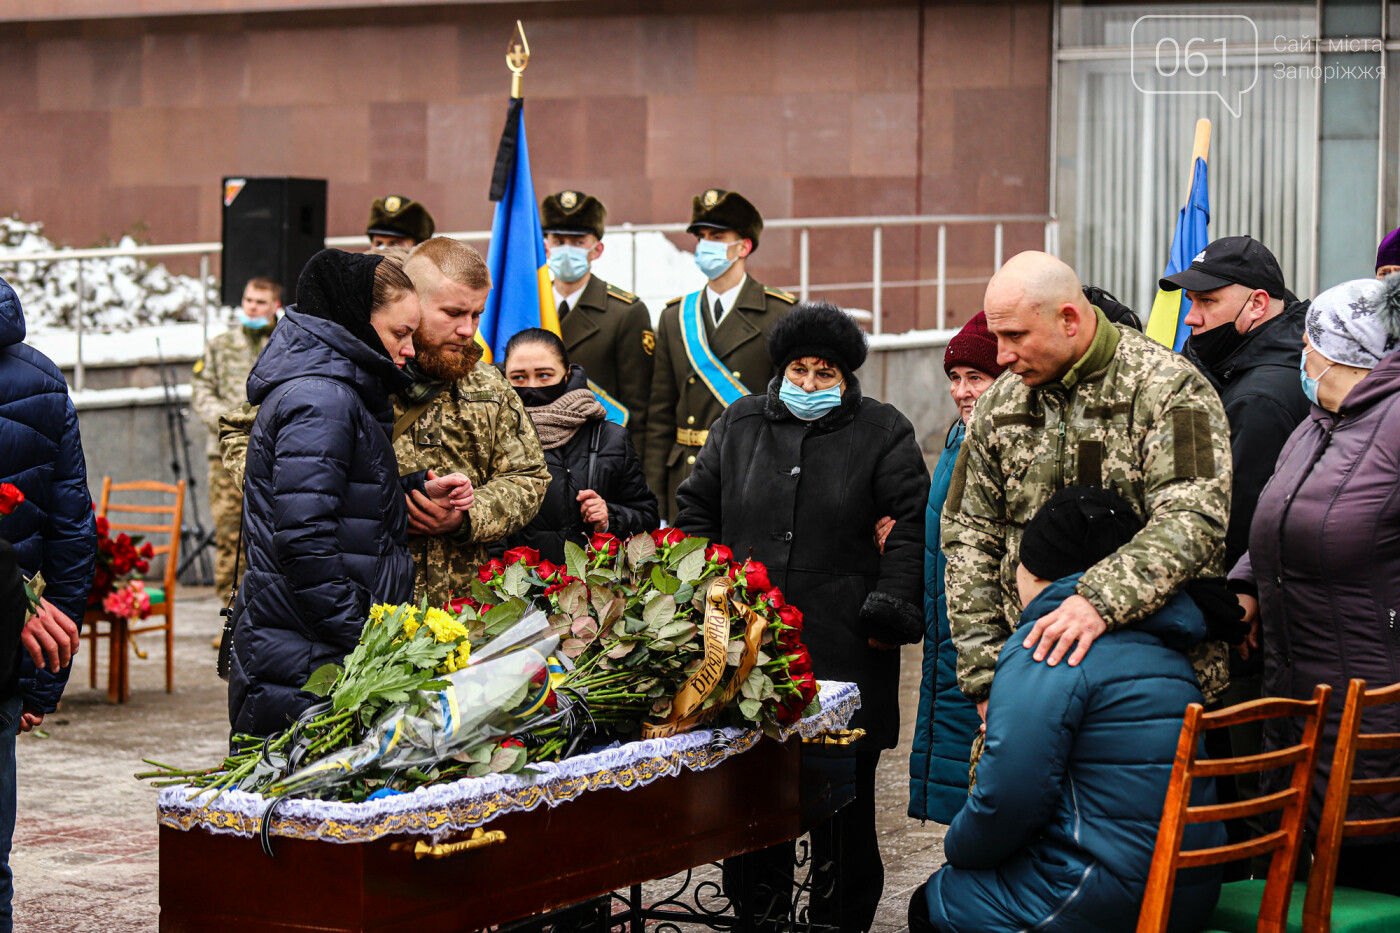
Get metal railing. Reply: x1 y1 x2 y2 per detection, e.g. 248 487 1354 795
0 213 1057 391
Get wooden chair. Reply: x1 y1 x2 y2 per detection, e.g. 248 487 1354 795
1205 679 1400 933
84 478 184 703
1137 684 1332 933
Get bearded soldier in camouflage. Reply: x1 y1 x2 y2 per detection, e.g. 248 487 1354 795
942 252 1232 724
221 240 549 607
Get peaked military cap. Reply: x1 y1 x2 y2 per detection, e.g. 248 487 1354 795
542 190 607 240
687 188 763 251
366 195 435 243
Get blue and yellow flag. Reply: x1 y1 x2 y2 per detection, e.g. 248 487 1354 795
479 98 559 363
1145 156 1210 351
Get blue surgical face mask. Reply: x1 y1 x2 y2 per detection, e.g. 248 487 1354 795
1299 347 1334 406
779 377 843 421
693 239 738 281
238 311 271 330
547 244 591 283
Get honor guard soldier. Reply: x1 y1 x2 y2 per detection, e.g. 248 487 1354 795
644 189 796 520
542 190 655 458
366 195 435 248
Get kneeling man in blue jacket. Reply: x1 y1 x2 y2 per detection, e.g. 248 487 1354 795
910 486 1225 933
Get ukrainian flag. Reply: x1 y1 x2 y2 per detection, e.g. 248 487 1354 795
479 98 559 363
1145 156 1210 352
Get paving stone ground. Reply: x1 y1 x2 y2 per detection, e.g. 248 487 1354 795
13 589 947 931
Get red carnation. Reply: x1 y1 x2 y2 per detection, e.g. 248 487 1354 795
738 559 770 592
477 559 505 582
705 543 733 565
651 527 686 547
503 546 541 567
589 532 620 557
0 483 23 517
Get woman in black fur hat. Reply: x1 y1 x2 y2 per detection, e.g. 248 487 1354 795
675 300 929 933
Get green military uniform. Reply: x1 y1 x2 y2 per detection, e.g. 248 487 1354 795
219 362 549 608
190 322 275 602
560 274 654 457
644 188 795 520
645 278 795 521
391 362 549 606
542 190 656 459
942 306 1233 706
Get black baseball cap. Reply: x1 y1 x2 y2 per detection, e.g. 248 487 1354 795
1159 235 1289 299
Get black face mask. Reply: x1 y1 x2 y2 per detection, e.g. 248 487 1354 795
1184 294 1255 368
514 380 571 408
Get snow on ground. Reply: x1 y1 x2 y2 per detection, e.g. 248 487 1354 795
0 215 226 335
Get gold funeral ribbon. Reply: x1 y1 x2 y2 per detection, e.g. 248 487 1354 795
641 577 766 739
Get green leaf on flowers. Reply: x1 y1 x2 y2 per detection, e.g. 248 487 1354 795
675 550 706 583
656 619 696 641
557 580 590 617
624 615 648 635
564 540 589 582
466 762 491 777
649 565 681 595
482 598 527 635
497 678 531 713
673 583 695 605
303 663 343 697
490 745 526 773
739 697 763 720
626 534 657 568
644 595 677 631
471 580 497 605
802 697 822 718
607 640 638 659
726 639 746 667
741 669 765 700
547 613 572 639
502 562 529 598
665 536 706 568
561 638 591 658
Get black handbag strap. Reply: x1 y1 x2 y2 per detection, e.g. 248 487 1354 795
585 420 603 491
216 518 244 681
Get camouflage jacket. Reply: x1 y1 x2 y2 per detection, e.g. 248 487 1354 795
391 363 549 606
941 307 1233 704
220 363 549 607
190 323 276 457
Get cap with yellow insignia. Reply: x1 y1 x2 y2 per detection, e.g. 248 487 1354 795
366 195 435 244
541 190 607 240
687 189 763 252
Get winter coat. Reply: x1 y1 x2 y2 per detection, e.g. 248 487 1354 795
190 321 277 457
228 309 423 737
942 308 1233 705
1230 350 1400 839
923 575 1223 933
0 277 96 712
505 367 659 565
909 421 981 823
673 375 929 749
1184 300 1311 573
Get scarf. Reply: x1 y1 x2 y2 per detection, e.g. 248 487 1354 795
400 360 448 404
295 249 391 360
527 388 606 450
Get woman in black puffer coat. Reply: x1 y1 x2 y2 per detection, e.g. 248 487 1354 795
500 329 657 564
675 301 929 933
229 250 470 737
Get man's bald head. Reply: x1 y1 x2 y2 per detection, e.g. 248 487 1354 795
982 251 1098 387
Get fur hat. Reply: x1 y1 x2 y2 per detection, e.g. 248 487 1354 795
542 190 606 240
768 301 868 376
366 195 435 244
1306 275 1400 369
687 189 763 251
943 311 1003 378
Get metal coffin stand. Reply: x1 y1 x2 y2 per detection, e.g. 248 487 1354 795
158 734 859 932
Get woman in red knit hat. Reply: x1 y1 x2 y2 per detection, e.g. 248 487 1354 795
908 312 1006 826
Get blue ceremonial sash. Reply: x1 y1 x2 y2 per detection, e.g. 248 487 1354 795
679 291 751 407
587 379 629 427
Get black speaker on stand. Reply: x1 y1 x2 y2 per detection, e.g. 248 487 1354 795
220 177 327 306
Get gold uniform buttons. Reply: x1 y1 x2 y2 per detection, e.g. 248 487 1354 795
687 415 696 425
686 455 697 465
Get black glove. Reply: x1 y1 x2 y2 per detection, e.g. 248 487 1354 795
1183 577 1249 645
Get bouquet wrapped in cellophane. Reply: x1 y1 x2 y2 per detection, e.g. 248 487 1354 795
138 529 820 803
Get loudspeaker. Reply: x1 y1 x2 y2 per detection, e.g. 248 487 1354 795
221 177 327 307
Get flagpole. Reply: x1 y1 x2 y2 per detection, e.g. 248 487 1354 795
1188 118 1211 194
507 21 530 99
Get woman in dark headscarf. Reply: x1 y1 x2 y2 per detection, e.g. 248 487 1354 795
228 249 470 737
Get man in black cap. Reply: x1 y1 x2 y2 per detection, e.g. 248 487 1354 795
541 190 654 458
1161 234 1311 876
366 195 435 248
645 188 796 519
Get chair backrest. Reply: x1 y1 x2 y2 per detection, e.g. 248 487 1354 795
1137 683 1333 933
1303 678 1400 931
97 477 186 595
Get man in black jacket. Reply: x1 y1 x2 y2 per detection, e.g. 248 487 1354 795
1161 235 1310 876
